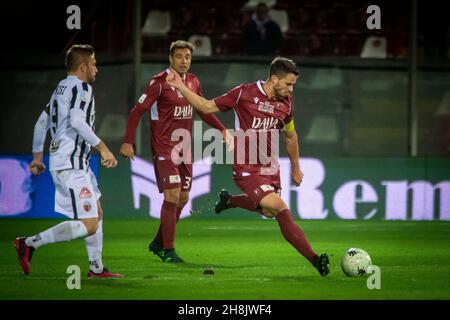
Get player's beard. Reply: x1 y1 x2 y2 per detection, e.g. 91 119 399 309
87 74 96 84
273 86 284 99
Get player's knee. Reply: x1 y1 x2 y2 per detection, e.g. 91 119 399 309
272 205 288 216
260 208 275 218
268 200 289 216
97 206 103 220
164 188 181 204
82 219 98 236
179 192 189 208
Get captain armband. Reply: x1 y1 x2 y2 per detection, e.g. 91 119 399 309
284 119 295 133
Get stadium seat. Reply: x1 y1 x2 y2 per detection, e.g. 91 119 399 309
141 11 171 36
244 0 276 9
213 35 241 55
269 9 289 33
188 35 212 56
360 36 387 58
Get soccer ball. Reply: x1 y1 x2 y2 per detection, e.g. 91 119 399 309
341 248 372 277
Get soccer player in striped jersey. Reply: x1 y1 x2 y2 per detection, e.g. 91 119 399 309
13 44 123 278
166 57 330 276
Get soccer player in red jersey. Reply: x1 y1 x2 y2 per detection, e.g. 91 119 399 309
120 41 228 263
166 57 330 276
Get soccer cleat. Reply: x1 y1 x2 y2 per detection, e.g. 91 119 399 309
214 189 232 214
148 240 165 261
87 268 124 278
13 237 35 275
313 253 330 277
163 249 185 263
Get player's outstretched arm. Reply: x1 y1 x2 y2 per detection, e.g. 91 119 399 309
284 126 303 186
166 70 220 114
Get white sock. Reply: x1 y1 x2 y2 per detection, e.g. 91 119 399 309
85 219 104 273
25 221 88 249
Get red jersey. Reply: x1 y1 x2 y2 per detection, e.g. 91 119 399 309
214 80 293 175
124 69 225 160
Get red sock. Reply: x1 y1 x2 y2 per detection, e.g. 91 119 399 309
230 194 258 211
154 207 184 244
275 209 317 263
160 200 178 250
176 207 183 222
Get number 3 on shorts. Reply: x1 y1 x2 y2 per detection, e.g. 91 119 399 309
183 176 192 189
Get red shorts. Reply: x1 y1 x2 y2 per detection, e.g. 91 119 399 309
233 171 281 205
153 156 192 193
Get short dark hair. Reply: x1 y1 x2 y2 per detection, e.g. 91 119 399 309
169 40 195 56
269 57 299 78
65 44 95 72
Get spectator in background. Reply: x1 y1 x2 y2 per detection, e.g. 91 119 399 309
242 2 283 55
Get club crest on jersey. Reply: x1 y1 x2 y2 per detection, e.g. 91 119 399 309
83 201 92 212
79 187 93 199
251 116 279 129
257 101 274 114
173 105 193 118
49 139 60 153
138 93 147 104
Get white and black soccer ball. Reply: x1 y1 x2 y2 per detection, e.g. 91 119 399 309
341 248 372 277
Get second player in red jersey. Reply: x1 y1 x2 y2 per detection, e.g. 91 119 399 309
120 41 227 263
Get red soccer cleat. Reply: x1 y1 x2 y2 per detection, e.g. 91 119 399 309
87 268 124 278
13 237 35 275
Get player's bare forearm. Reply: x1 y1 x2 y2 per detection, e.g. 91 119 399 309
285 130 300 171
285 130 303 186
166 70 219 113
32 152 44 162
179 85 218 113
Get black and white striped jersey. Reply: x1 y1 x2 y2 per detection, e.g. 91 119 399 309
32 75 101 171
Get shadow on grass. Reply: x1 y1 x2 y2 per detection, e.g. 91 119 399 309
172 262 258 269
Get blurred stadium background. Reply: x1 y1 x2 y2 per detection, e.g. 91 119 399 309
1 0 449 220
0 0 450 300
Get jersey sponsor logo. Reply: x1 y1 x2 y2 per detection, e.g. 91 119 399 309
251 116 279 129
254 97 259 104
260 184 275 192
79 187 93 199
138 94 147 103
169 175 181 184
173 105 193 119
83 201 92 212
257 101 274 114
49 139 60 153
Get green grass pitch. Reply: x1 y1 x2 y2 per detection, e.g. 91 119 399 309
1 217 450 299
